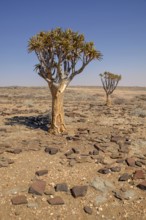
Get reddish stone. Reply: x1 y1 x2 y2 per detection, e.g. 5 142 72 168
47 196 64 205
28 180 46 195
11 195 28 205
126 158 135 167
133 170 145 180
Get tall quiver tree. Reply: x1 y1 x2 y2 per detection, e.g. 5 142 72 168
28 28 102 134
100 72 121 106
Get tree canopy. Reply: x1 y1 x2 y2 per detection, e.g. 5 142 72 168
28 28 102 87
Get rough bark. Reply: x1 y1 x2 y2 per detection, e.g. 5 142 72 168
106 93 111 106
49 83 67 134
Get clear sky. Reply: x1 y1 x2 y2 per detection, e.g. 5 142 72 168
0 0 146 87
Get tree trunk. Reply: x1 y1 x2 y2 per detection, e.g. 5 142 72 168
106 93 111 106
49 85 66 134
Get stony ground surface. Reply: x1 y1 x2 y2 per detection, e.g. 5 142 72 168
0 86 146 220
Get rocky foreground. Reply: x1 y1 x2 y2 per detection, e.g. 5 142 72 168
0 86 146 220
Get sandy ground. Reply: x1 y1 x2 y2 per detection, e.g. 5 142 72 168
0 86 146 220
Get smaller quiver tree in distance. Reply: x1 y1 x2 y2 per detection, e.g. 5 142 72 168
28 28 102 134
100 72 121 106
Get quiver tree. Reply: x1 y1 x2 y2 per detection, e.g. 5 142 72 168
28 28 102 134
100 72 121 106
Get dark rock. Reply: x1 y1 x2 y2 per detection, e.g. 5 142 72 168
35 170 48 176
126 158 135 167
28 180 46 195
119 173 131 181
133 170 145 180
83 206 92 215
11 195 28 205
45 147 58 155
98 168 111 174
110 166 121 172
137 181 146 190
47 196 64 205
71 185 88 198
55 183 68 192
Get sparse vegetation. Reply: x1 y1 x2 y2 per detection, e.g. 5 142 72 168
100 72 121 106
28 28 102 133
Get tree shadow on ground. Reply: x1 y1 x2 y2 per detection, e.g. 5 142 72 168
5 113 51 131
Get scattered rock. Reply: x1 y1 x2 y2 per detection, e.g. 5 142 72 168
71 186 88 198
98 168 111 174
133 170 145 180
137 181 146 190
35 170 48 176
28 180 46 195
83 206 92 215
45 147 58 155
55 183 68 192
11 195 28 205
126 158 135 167
110 166 121 172
91 176 114 193
119 173 131 181
47 196 64 205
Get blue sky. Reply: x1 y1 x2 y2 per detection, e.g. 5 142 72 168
0 0 146 86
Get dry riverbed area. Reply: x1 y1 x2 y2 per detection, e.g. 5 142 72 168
0 86 146 220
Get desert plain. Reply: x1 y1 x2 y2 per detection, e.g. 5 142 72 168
0 86 146 220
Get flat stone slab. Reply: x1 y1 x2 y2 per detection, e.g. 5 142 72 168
47 196 64 205
133 170 145 180
71 186 88 198
28 180 46 195
91 176 114 193
55 183 68 192
35 169 48 176
11 195 28 205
